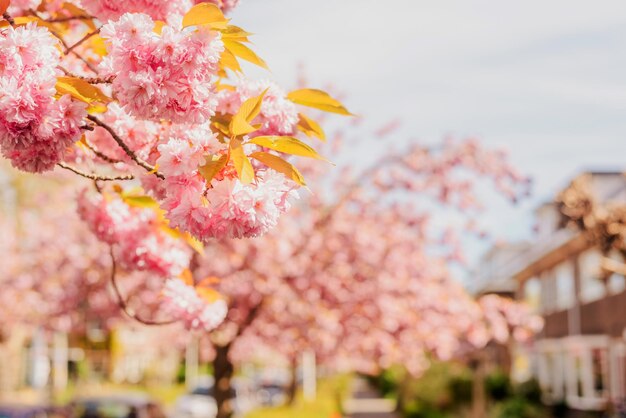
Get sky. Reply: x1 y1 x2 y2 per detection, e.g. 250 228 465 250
234 0 626 256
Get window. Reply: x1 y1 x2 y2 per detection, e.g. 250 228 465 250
541 271 556 313
524 277 541 313
579 249 606 303
555 261 575 311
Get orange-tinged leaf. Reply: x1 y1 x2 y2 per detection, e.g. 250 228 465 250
248 136 328 161
0 0 10 15
56 76 111 105
179 269 194 286
61 2 96 30
297 112 326 141
153 20 166 34
197 276 221 287
199 152 229 183
230 139 255 184
250 152 306 186
196 287 222 303
182 2 227 28
224 39 268 69
184 233 204 255
287 89 352 116
229 89 267 136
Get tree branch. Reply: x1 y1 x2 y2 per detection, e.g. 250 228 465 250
46 14 93 23
109 248 177 326
65 27 100 55
57 162 134 181
87 115 165 179
2 12 15 26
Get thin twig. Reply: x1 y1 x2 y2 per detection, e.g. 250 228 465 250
71 74 115 84
57 162 134 181
82 137 122 164
65 27 100 55
80 124 95 131
46 14 93 23
109 248 177 326
87 115 165 179
28 9 98 74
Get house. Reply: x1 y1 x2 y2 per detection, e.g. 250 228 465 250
509 172 626 413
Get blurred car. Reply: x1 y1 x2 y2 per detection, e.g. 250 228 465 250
255 383 287 407
0 405 68 418
69 395 165 418
174 376 238 418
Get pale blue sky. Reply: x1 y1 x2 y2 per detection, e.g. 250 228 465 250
236 0 626 254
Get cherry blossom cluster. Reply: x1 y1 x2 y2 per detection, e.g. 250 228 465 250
0 24 86 173
100 13 224 123
77 189 191 277
161 278 228 331
217 79 299 136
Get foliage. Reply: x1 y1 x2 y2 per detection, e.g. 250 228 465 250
244 376 349 418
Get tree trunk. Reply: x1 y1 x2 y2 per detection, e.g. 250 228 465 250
213 344 235 418
286 357 298 406
471 354 486 418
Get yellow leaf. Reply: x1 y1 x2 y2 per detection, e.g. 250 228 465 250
229 89 267 136
248 136 328 161
179 269 194 286
224 40 268 70
89 34 107 56
250 152 306 186
56 76 111 105
184 233 204 255
199 152 229 183
0 0 9 15
153 20 166 34
297 113 326 141
182 2 227 28
220 25 252 42
287 89 353 116
61 2 96 30
121 194 159 209
219 48 241 73
196 287 222 303
230 139 255 184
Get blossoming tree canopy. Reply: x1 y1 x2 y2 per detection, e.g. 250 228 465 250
0 0 350 237
0 0 351 331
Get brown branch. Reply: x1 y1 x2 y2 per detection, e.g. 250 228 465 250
57 162 134 181
28 9 98 74
65 27 100 55
109 248 177 326
82 138 122 164
234 300 264 340
46 14 93 23
87 115 165 179
2 12 15 26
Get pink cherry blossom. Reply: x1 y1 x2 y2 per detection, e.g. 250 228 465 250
161 278 228 331
217 78 299 136
0 24 86 172
100 13 224 123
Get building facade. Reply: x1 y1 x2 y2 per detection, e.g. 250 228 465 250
509 172 626 413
